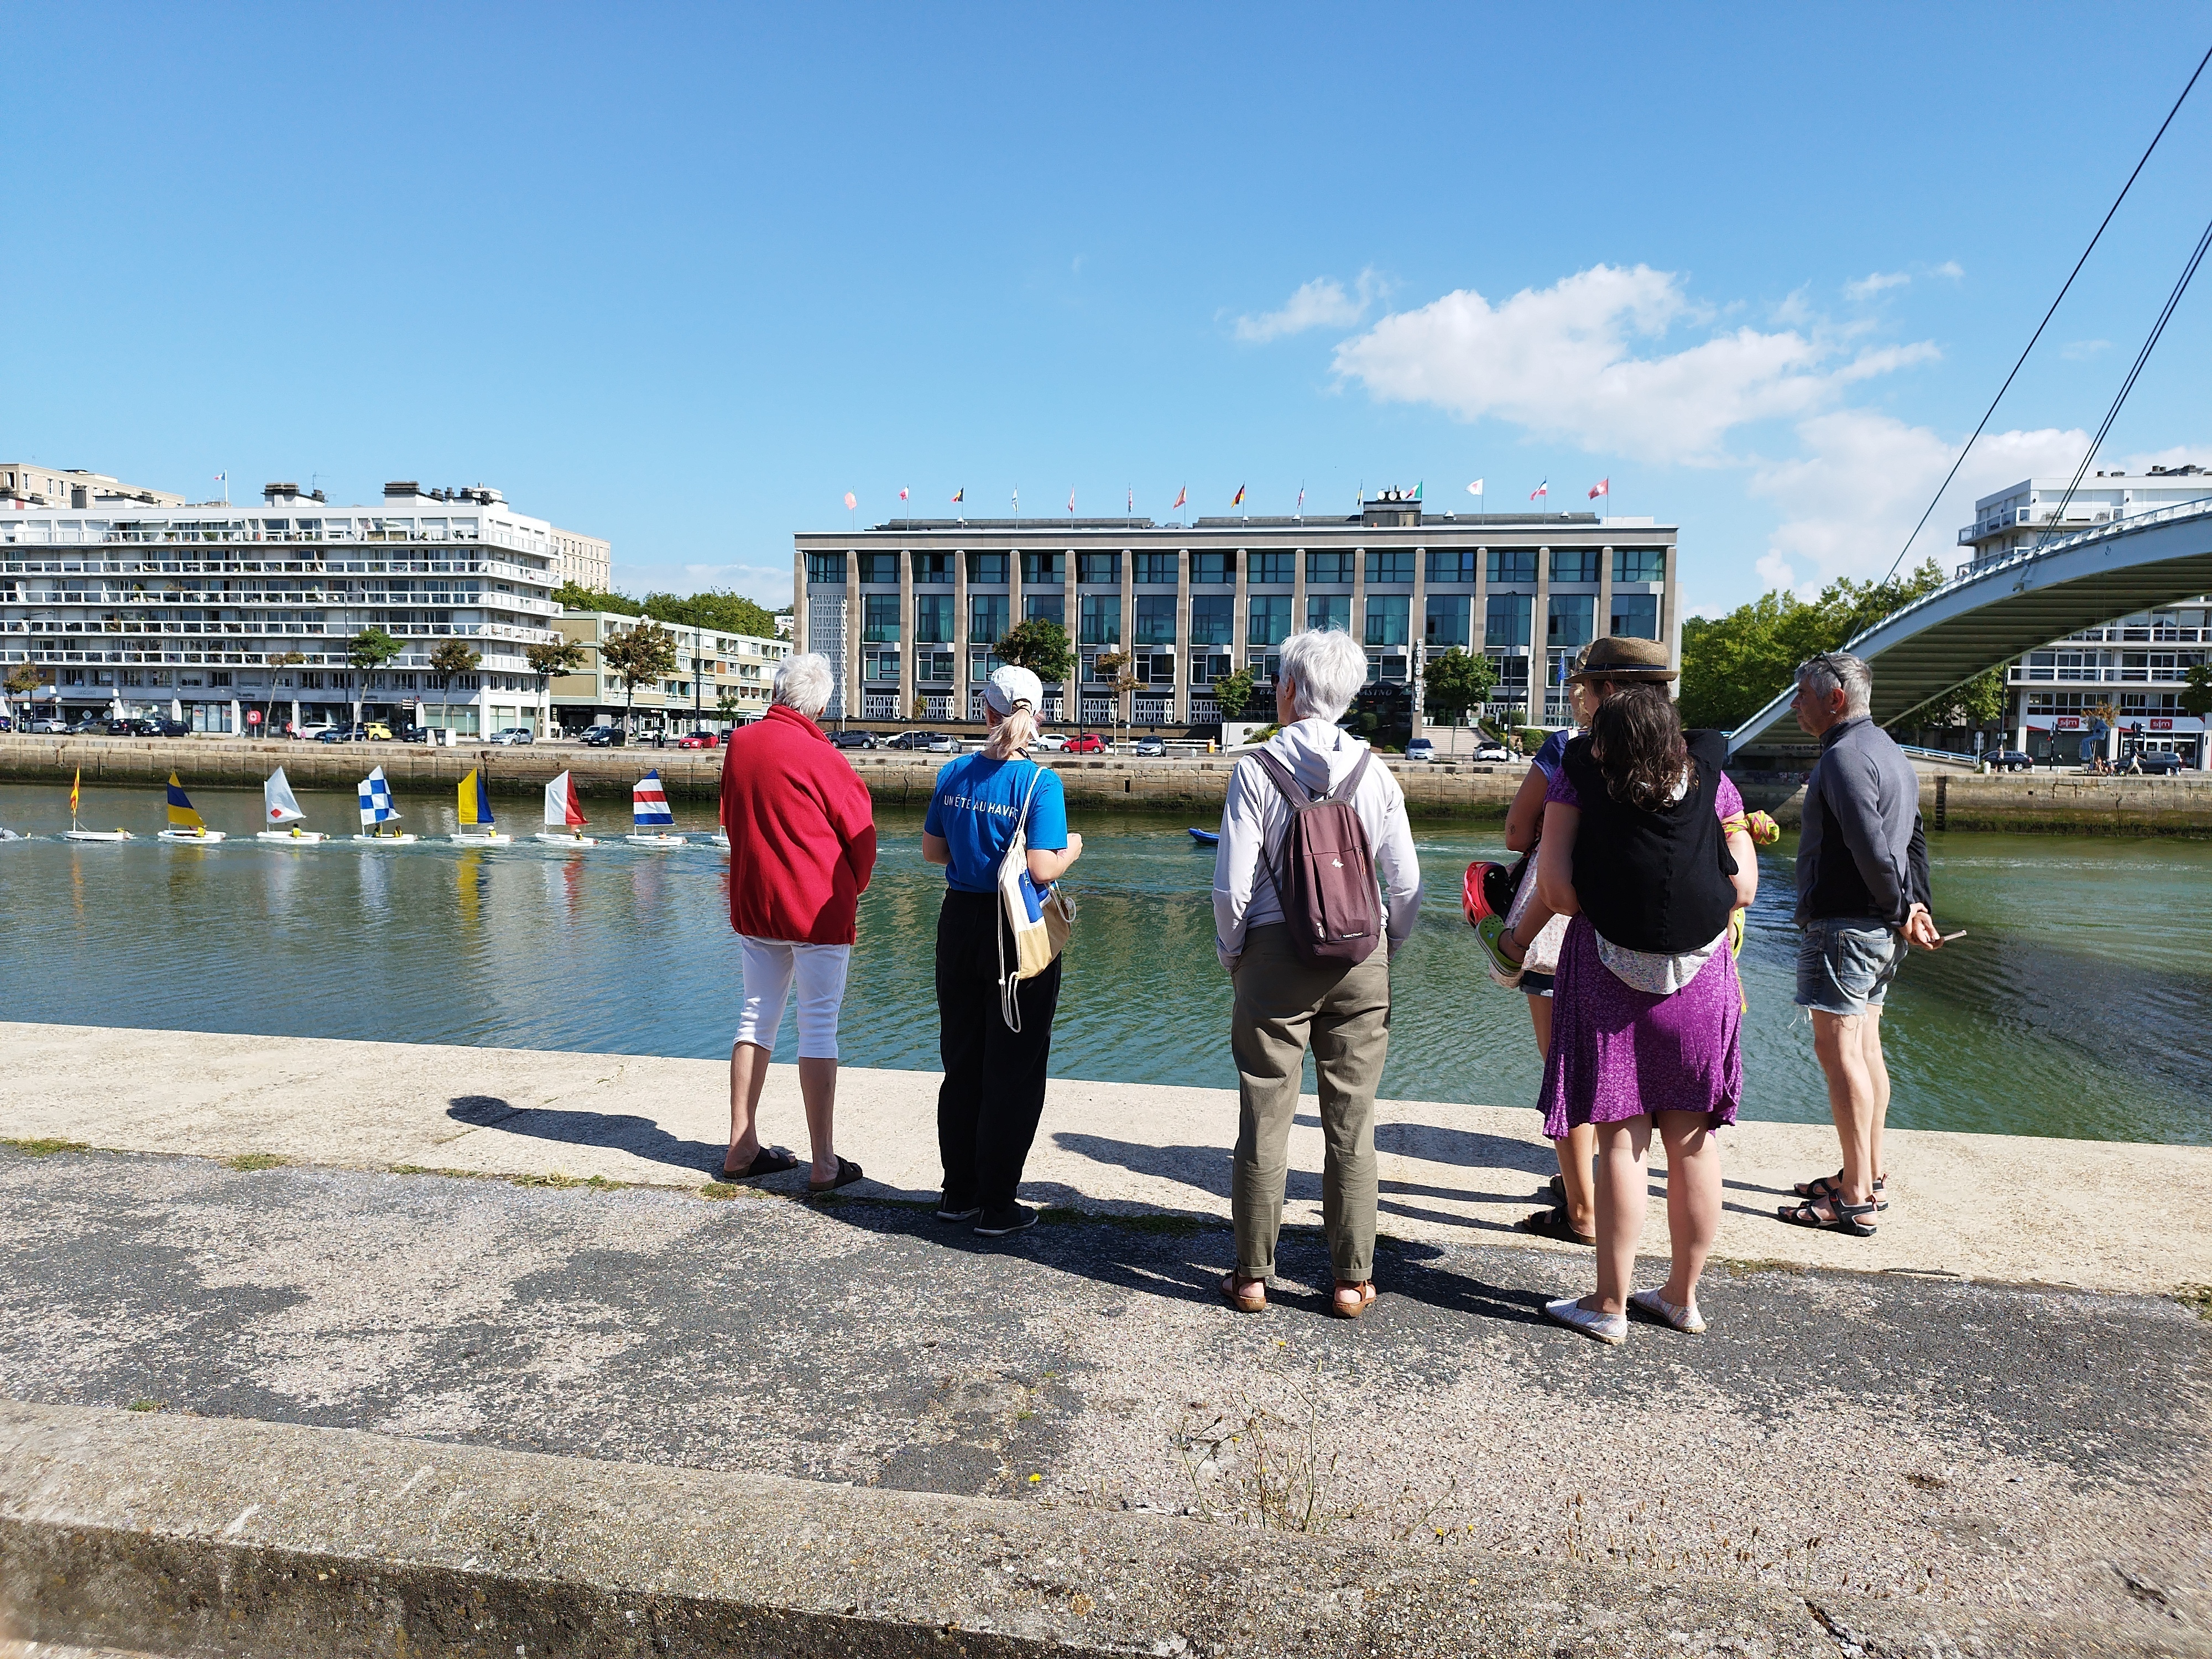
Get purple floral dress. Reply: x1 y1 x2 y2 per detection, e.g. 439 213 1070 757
1537 768 1745 1136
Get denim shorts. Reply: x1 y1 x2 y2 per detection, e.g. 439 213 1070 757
1794 918 1904 1017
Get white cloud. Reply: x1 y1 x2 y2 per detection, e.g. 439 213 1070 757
2060 338 2111 360
1234 268 1383 343
1747 414 2086 593
1844 270 1912 299
2119 443 2212 473
1931 260 1965 280
1332 264 1933 467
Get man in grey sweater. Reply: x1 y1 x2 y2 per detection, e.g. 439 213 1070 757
1781 651 1944 1239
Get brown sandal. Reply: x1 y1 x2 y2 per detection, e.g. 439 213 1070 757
1220 1272 1266 1313
1331 1281 1376 1319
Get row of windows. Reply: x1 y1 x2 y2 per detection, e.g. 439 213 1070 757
807 547 1669 589
853 589 1662 650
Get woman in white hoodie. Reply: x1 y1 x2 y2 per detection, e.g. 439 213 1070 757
1210 628 1423 1318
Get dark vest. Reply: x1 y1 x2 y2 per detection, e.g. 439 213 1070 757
1563 727 1738 953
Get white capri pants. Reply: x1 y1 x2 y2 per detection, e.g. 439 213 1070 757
733 936 852 1061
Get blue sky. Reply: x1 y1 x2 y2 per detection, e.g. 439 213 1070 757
9 2 2211 615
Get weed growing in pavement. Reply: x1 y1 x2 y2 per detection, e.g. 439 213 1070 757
2177 1284 2212 1320
385 1164 627 1192
1175 1357 1352 1534
126 1400 163 1412
1 1138 90 1157
224 1153 287 1171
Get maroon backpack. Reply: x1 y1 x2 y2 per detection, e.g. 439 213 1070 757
1251 748 1382 968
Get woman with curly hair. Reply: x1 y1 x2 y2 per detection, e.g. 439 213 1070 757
1519 637 1758 1344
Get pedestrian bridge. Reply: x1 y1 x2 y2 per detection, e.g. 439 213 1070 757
1726 494 2212 754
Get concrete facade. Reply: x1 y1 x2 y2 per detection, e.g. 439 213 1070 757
0 461 185 509
795 497 1679 731
550 609 789 735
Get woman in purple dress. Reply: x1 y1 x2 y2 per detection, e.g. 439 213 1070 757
1521 640 1758 1344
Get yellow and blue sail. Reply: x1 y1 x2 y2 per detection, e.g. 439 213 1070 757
458 768 494 829
165 773 207 832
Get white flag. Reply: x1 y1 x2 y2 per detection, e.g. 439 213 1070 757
1465 479 1484 497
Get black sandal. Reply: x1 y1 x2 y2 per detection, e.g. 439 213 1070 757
721 1147 800 1181
1777 1193 1877 1236
1793 1170 1888 1211
1517 1205 1597 1247
1543 1173 1567 1206
807 1156 865 1195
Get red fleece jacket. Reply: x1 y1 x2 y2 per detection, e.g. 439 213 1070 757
718 705 877 945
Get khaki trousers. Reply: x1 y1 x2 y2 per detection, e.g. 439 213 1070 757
1229 924 1390 1284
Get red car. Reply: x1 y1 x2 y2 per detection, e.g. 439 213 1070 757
1062 732 1107 754
676 732 719 749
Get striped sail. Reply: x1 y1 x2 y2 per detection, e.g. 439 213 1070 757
632 770 675 829
165 773 207 832
458 768 494 830
544 770 587 828
264 767 305 825
357 766 399 826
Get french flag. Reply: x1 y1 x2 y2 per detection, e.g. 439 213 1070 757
1530 478 1548 500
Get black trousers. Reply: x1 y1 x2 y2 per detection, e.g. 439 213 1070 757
935 888 1063 1209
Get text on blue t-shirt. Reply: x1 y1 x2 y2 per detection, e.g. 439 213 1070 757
923 754 1070 893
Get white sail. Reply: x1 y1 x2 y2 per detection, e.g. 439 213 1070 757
544 770 582 828
264 767 306 826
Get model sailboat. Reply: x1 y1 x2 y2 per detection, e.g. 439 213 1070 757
534 770 599 846
256 766 325 843
353 765 418 843
626 769 688 847
61 766 133 842
157 773 227 842
452 766 511 846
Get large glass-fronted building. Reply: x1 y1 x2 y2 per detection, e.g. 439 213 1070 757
794 497 1679 729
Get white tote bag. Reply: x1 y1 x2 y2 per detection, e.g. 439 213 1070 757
995 762 1076 1029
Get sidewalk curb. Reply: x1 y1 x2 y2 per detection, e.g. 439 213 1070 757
3 1404 2200 1658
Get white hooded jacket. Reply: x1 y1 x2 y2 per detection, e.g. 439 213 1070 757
1209 718 1423 972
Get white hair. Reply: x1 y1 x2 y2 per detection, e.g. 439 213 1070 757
772 653 834 720
1277 628 1366 722
1797 651 1872 718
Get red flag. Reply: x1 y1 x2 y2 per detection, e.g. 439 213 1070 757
899 486 910 502
1588 478 1609 499
1172 484 1187 510
1067 489 1076 514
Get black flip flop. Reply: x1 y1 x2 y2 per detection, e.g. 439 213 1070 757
808 1156 865 1195
1517 1205 1597 1248
719 1147 800 1182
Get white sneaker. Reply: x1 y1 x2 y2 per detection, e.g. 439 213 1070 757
1543 1296 1627 1345
1629 1288 1708 1334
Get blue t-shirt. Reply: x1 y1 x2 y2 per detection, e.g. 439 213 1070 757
1531 727 1572 782
924 754 1070 894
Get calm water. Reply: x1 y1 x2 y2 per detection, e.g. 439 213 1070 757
3 779 2208 1145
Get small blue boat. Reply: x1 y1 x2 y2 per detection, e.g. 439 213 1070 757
1187 827 1218 846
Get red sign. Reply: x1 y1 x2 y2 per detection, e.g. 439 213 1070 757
2151 718 2173 731
246 709 262 725
2054 716 2081 729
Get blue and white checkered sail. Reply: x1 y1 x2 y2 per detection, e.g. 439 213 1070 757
632 770 675 830
357 766 399 827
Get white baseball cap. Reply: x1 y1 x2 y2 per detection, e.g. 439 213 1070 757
983 664 1044 716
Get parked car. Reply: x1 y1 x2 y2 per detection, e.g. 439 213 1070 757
314 727 355 744
2132 749 2185 775
1062 733 1107 754
1404 737 1437 763
487 727 535 746
1032 732 1068 752
1472 742 1512 763
676 731 718 749
831 730 877 749
392 722 430 744
29 717 69 734
1131 735 1166 758
0 716 12 732
1986 749 2034 772
885 731 947 751
579 724 620 747
354 721 395 742
145 717 189 737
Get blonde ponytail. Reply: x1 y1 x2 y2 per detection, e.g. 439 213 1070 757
984 705 1040 760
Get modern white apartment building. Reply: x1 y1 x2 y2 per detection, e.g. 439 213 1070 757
1958 466 2211 766
0 479 567 737
550 609 790 735
794 497 1679 729
550 525 612 593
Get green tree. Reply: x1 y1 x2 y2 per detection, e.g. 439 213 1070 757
525 638 589 734
1212 666 1259 721
1092 650 1135 745
2180 664 2212 721
346 627 403 731
554 581 643 617
1422 648 1497 727
993 618 1075 687
1679 559 1948 732
427 638 481 738
1893 662 2012 739
642 588 779 640
600 622 679 735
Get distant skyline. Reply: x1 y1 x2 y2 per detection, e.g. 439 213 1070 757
8 2 2212 617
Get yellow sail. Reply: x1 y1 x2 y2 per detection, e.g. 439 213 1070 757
165 773 207 831
457 768 494 829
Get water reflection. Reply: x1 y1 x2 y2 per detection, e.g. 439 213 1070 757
1 781 2207 1145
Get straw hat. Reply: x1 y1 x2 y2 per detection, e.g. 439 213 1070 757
1564 636 1676 684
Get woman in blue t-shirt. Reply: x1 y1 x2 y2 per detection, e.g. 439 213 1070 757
921 665 1083 1237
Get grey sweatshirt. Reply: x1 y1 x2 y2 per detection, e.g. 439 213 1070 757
1794 716 1932 926
1211 719 1423 971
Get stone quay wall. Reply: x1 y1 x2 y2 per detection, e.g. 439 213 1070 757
9 733 2212 830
